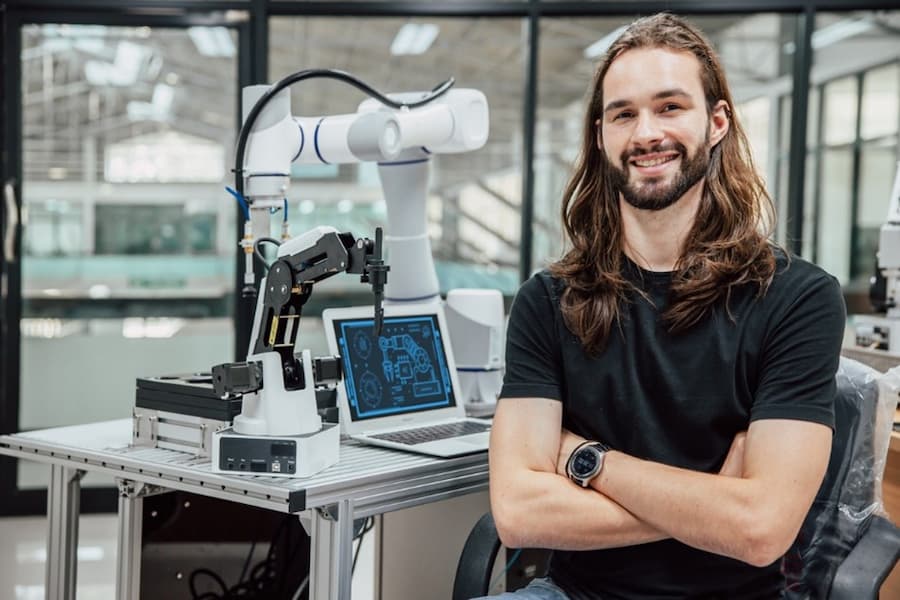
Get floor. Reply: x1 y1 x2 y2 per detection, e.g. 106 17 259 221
0 513 375 600
0 515 117 600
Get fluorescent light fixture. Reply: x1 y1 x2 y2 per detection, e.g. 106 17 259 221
584 26 628 59
212 27 236 57
85 41 147 86
88 284 112 299
21 318 62 339
390 23 439 56
84 60 110 85
152 84 175 113
127 86 173 122
110 41 144 85
299 200 316 215
188 26 235 57
337 199 354 214
42 24 107 38
784 18 874 54
122 317 185 339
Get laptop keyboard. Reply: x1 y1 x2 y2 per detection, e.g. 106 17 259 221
370 421 490 446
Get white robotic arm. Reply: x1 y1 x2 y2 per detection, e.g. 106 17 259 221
239 83 489 304
242 86 487 169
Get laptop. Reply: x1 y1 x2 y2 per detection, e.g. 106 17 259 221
322 303 491 457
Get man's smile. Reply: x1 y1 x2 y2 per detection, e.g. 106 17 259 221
628 151 680 175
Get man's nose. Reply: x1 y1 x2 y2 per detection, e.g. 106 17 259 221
632 111 664 147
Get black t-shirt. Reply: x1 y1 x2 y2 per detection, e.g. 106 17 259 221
499 251 846 600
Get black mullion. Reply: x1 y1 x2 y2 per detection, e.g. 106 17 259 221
0 9 24 517
786 6 814 255
811 83 824 264
848 72 864 279
519 1 538 282
235 8 258 361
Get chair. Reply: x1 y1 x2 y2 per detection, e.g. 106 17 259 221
452 357 900 599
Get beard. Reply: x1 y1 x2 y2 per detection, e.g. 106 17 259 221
607 135 711 212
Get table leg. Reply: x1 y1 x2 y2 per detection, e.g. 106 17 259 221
309 498 355 600
45 465 84 600
115 480 164 600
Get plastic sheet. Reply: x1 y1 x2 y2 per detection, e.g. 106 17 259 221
782 356 898 598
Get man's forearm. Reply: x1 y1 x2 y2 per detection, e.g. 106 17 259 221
493 469 668 550
593 451 776 565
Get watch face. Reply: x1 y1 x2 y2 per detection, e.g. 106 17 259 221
572 448 599 477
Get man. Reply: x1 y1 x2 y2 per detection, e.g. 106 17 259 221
483 13 845 600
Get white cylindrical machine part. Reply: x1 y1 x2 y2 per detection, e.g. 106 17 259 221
392 104 455 150
378 156 440 301
378 154 429 237
384 235 440 302
446 289 505 370
445 289 505 406
293 114 402 164
424 89 489 153
358 89 489 154
457 370 504 405
241 85 301 197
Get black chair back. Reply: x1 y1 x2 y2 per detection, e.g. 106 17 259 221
782 357 889 598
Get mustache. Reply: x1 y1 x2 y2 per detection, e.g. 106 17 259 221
621 142 687 163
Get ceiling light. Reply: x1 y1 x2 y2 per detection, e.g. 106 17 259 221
122 317 185 339
211 27 236 57
583 26 628 60
390 23 439 56
188 26 235 57
110 41 146 85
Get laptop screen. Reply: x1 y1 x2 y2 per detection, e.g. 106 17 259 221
332 313 458 422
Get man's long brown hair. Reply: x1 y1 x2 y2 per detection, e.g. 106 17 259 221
549 13 777 356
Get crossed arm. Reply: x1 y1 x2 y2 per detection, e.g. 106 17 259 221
489 397 832 567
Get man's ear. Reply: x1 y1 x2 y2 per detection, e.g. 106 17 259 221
709 100 730 147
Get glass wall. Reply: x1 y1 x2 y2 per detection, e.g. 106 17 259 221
6 1 900 496
533 13 795 272
804 10 900 302
18 23 238 488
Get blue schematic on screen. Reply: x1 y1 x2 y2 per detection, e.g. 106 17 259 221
334 315 456 420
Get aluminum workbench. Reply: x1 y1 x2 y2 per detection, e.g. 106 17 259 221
0 419 489 600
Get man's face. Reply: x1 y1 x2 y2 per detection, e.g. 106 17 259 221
599 47 724 211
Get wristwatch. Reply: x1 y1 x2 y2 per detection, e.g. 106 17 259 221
566 441 610 487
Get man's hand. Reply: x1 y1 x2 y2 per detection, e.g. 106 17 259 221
718 431 746 478
556 429 587 476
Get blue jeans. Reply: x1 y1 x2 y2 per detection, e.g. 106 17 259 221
470 577 571 599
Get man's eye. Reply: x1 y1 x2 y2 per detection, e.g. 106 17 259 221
661 104 681 112
614 111 634 121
